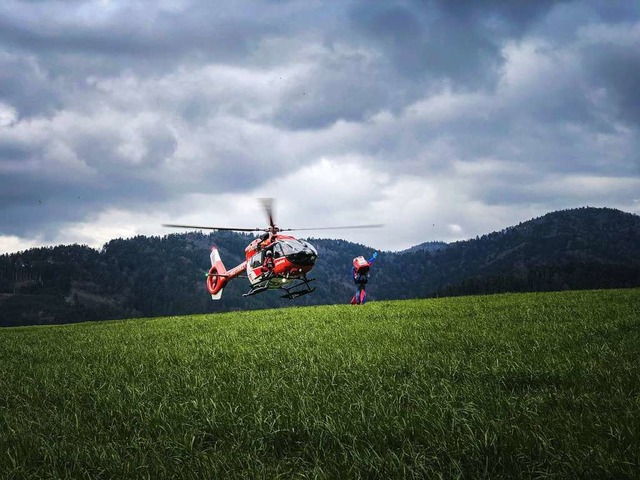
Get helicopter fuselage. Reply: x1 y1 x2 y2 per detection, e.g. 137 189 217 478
166 197 379 300
206 233 318 299
244 234 317 287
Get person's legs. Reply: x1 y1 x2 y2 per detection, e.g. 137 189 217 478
360 287 366 304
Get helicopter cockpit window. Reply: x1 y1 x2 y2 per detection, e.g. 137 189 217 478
250 252 264 269
273 243 284 258
299 240 318 255
279 241 298 256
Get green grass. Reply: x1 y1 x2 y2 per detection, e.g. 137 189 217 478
1 289 639 479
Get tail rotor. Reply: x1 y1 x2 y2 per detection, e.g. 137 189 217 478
207 247 228 300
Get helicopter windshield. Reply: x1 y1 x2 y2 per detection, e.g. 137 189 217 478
278 239 317 255
299 240 317 255
275 239 318 265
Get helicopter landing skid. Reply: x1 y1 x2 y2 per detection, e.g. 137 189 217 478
242 271 276 297
281 277 316 300
242 281 270 297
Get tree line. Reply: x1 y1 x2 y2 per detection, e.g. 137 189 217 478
1 207 639 326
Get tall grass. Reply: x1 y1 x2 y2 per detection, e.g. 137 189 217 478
1 289 639 479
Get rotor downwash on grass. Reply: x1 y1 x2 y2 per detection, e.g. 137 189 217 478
1 289 638 479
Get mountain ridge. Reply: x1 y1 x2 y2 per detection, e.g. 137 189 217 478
1 206 639 326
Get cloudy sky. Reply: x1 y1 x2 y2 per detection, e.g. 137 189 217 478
1 0 639 253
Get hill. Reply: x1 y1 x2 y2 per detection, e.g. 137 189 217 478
387 206 640 299
1 289 638 478
1 206 639 326
401 241 448 253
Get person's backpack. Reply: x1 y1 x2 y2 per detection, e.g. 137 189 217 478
353 256 370 275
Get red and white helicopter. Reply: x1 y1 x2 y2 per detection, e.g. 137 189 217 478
164 199 381 300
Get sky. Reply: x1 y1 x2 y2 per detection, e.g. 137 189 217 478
1 0 639 254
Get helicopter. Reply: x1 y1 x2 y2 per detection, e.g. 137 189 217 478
164 199 382 300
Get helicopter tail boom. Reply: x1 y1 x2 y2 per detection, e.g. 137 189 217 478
206 247 247 300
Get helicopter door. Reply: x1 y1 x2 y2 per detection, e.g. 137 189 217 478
247 251 265 284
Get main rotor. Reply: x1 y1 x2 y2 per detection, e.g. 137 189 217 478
162 198 383 234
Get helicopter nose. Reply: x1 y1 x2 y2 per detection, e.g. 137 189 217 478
301 248 317 265
305 248 317 264
288 248 317 266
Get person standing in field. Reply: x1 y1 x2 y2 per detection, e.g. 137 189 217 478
351 252 378 305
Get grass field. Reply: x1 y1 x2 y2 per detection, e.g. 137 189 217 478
1 289 639 479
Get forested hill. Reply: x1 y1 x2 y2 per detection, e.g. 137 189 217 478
386 207 640 298
1 207 639 326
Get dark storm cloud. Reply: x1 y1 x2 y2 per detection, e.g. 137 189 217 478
271 0 571 129
0 0 285 122
0 160 172 239
583 43 640 128
0 140 31 165
0 2 277 60
349 2 497 85
271 46 415 129
1 0 639 251
0 52 62 117
435 0 567 28
347 0 570 87
585 1 640 23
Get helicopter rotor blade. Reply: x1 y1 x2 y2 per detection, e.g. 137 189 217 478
259 197 276 229
280 224 384 232
163 224 266 232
